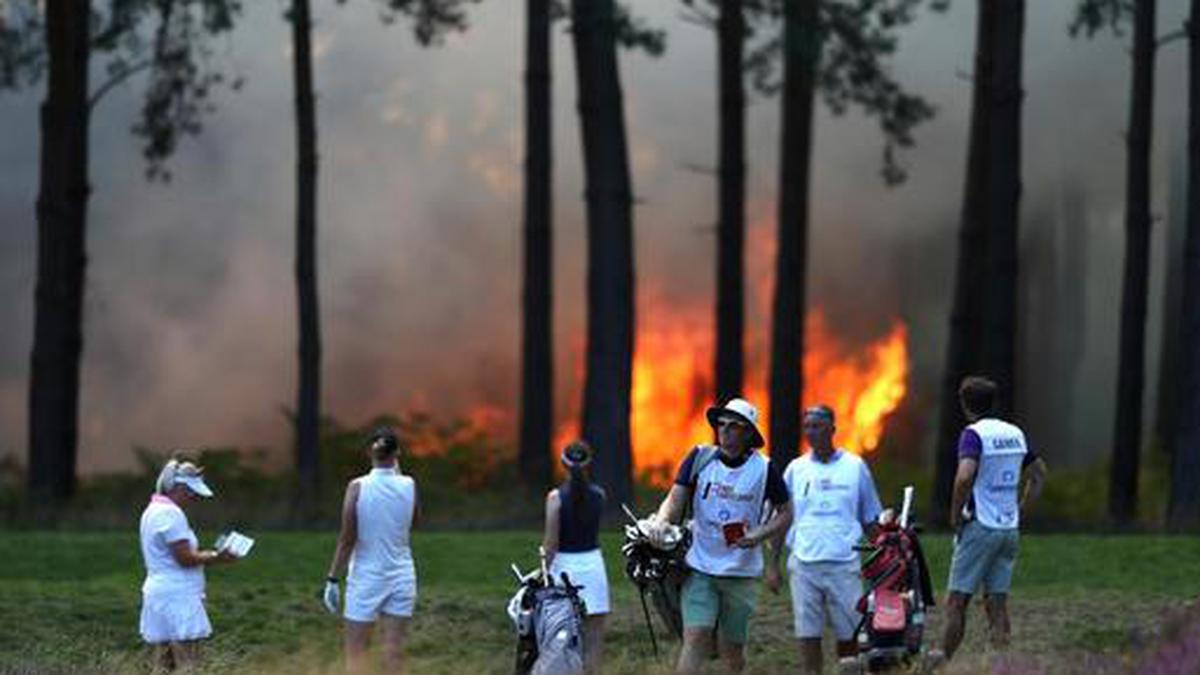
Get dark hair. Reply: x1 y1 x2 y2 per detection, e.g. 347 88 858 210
804 405 836 425
369 426 400 460
959 376 998 417
562 440 592 511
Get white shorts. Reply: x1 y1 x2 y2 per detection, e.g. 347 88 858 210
140 591 212 644
550 549 610 615
345 574 416 622
788 558 863 641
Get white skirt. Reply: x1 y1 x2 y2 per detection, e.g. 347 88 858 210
550 549 610 615
140 591 212 644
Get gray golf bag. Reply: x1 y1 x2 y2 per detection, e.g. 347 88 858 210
508 553 588 675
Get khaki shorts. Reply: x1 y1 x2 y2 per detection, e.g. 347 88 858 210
788 558 863 640
680 570 760 644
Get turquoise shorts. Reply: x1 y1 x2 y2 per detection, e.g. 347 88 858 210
947 520 1019 596
681 571 760 644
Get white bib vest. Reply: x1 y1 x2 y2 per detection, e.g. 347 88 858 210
784 450 870 563
966 418 1028 530
349 466 417 582
686 450 769 577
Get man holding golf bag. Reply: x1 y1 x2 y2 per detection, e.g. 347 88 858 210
644 398 793 673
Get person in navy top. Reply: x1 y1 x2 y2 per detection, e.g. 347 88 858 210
542 441 609 673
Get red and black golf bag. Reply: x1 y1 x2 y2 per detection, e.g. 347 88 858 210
854 487 936 672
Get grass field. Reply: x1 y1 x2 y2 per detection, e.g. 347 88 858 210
1 531 1198 674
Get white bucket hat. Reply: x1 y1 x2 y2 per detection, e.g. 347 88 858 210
706 398 766 449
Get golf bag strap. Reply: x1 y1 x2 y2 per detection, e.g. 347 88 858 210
683 445 720 522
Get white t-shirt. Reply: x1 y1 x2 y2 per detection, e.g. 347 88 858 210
685 451 770 578
348 466 417 583
783 450 883 563
140 495 204 596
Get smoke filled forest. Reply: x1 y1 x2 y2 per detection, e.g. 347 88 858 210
0 0 1198 519
4 0 1200 527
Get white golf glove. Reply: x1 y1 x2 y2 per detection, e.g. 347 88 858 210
322 578 340 615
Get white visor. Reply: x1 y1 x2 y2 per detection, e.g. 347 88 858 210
176 474 214 498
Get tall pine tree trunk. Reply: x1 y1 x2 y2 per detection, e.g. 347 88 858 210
932 0 995 522
28 0 91 503
769 0 818 465
1109 0 1157 525
571 0 634 506
716 0 746 403
291 0 321 499
519 0 554 490
1168 0 1200 531
980 0 1024 414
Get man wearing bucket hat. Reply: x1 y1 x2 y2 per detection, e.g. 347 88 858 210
772 405 884 675
542 440 609 673
646 398 793 673
138 457 238 670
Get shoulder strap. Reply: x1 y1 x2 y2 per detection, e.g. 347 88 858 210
688 445 720 486
683 445 720 522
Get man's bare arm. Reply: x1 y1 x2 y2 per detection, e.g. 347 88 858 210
1020 457 1047 512
949 458 978 529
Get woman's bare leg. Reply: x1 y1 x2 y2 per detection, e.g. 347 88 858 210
583 614 607 673
379 613 411 673
167 640 199 671
344 619 373 673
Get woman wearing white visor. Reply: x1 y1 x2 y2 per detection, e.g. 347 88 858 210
323 426 419 673
542 440 610 673
138 457 237 670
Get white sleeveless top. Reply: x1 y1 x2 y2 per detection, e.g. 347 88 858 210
685 451 769 578
966 418 1028 530
784 450 882 563
348 466 417 582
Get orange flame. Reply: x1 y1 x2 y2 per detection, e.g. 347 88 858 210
554 303 909 485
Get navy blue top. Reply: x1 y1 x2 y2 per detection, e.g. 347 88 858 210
558 480 606 553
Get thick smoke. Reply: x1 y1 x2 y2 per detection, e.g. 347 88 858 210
0 0 1191 471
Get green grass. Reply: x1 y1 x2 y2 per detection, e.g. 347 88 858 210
1 532 1198 674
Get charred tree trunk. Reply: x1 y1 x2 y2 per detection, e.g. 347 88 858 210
519 0 554 491
769 0 818 465
571 0 635 506
1109 0 1157 525
980 0 1024 415
1168 1 1200 531
291 0 321 499
716 0 746 403
28 0 91 503
932 0 995 523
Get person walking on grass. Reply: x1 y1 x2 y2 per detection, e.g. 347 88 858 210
771 405 884 675
139 456 239 671
939 376 1047 661
323 426 420 673
542 440 610 673
645 398 793 674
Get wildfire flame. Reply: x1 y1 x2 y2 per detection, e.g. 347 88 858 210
554 304 909 485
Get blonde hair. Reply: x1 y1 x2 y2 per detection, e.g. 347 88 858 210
154 455 203 494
